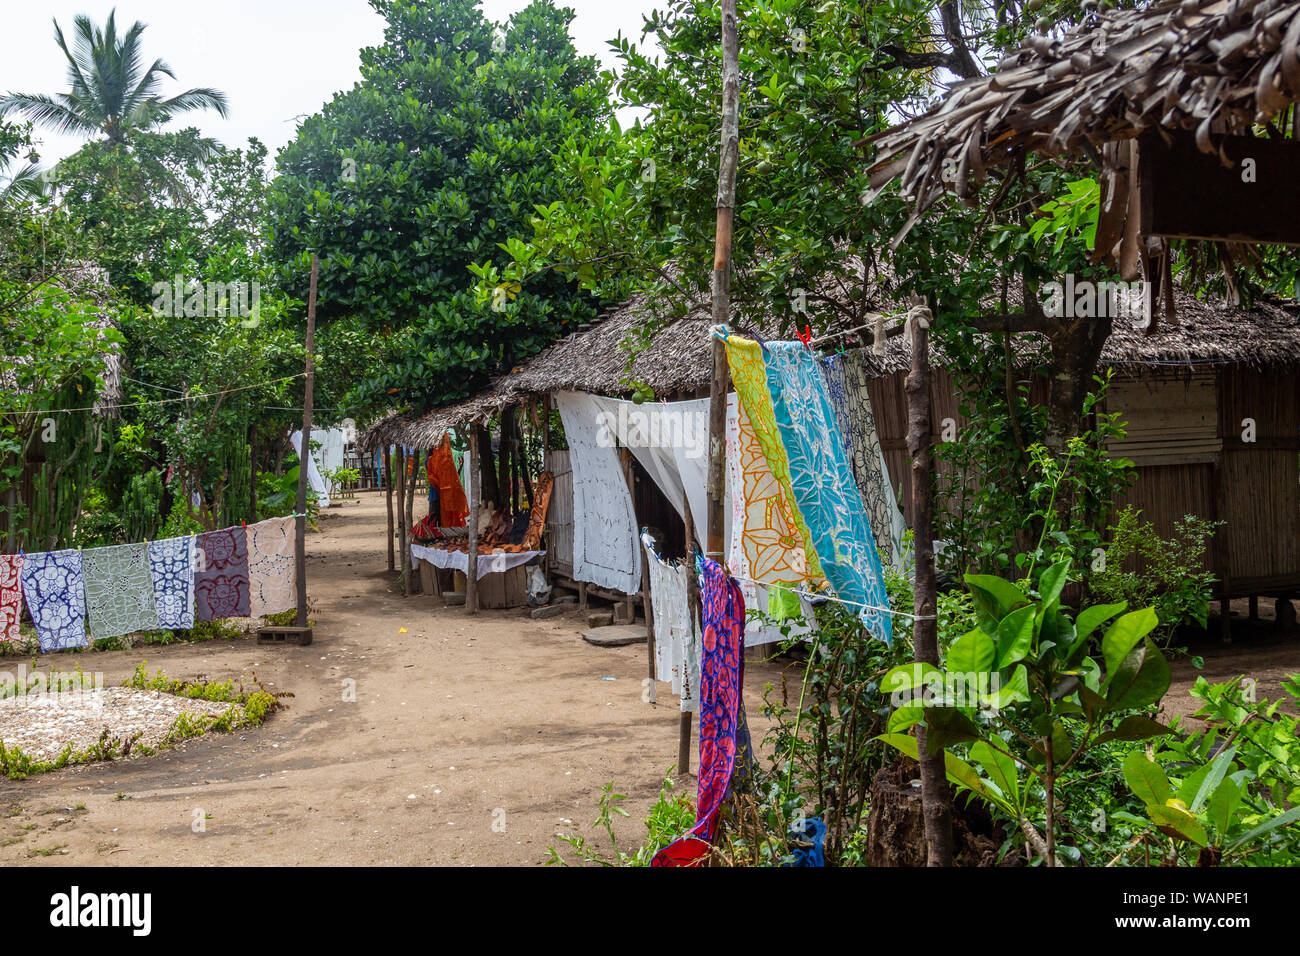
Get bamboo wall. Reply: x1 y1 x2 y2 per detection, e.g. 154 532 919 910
869 364 1300 600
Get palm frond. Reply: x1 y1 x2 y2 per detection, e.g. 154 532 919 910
0 93 99 137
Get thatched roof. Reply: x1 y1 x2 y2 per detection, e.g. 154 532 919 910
360 294 719 451
361 278 1299 450
866 0 1300 240
854 290 1300 377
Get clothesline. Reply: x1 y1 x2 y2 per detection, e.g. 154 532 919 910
709 564 937 623
10 511 311 558
29 373 308 414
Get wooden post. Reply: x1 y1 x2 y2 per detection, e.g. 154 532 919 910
384 446 396 571
466 428 480 614
904 301 954 867
294 254 319 629
406 449 419 592
706 0 739 566
396 446 409 596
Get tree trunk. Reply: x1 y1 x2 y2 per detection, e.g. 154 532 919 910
385 446 395 572
1043 316 1112 454
905 304 956 867
475 424 500 508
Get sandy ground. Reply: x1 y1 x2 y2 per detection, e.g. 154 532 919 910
0 491 1295 866
0 492 787 866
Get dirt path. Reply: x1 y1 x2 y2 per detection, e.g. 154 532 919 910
2 493 1295 866
0 492 784 866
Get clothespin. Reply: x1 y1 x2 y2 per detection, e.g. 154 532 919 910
796 324 812 349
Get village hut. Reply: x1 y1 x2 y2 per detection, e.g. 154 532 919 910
857 290 1300 626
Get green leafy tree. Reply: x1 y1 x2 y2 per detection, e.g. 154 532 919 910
270 0 612 416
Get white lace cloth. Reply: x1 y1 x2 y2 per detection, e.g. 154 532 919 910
410 544 544 581
642 537 700 713
556 391 642 594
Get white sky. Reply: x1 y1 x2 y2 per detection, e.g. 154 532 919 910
0 0 662 169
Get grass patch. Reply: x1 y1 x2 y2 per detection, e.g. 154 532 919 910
0 665 292 780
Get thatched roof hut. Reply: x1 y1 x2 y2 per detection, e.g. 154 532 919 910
866 0 1300 245
360 294 721 452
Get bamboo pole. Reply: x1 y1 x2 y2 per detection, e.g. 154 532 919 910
706 0 740 566
904 300 955 867
294 254 319 630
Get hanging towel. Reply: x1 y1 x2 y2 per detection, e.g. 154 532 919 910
247 517 297 617
652 557 747 867
20 549 88 651
723 336 824 584
427 433 469 527
194 526 251 621
0 554 24 645
555 392 641 595
823 350 908 568
762 341 893 645
148 536 196 630
642 535 700 712
83 542 157 640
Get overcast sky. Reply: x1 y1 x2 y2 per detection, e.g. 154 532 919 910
1 0 663 169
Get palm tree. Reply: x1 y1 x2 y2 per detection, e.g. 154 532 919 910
0 9 229 144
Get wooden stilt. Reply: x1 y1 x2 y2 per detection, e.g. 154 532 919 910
384 446 395 572
466 429 480 614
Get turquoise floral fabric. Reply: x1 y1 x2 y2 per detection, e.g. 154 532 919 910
762 342 892 644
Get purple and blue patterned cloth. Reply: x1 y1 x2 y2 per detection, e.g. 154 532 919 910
652 557 748 867
20 549 88 651
148 536 196 630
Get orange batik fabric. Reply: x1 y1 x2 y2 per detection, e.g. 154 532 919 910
427 434 468 527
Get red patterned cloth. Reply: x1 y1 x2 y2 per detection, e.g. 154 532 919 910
195 526 251 621
0 554 23 645
652 557 746 867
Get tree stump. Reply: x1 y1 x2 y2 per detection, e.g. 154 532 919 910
866 757 1015 867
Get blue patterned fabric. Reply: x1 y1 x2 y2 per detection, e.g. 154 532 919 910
148 536 196 630
787 816 827 867
763 341 893 644
821 354 854 462
20 549 88 651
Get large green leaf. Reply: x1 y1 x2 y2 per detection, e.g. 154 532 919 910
1147 802 1209 847
991 664 1031 710
970 740 1020 809
1036 560 1070 609
1206 775 1244 837
1101 607 1159 679
1123 750 1172 806
1105 637 1171 711
965 573 1029 620
946 629 995 675
994 605 1037 669
1178 745 1238 814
